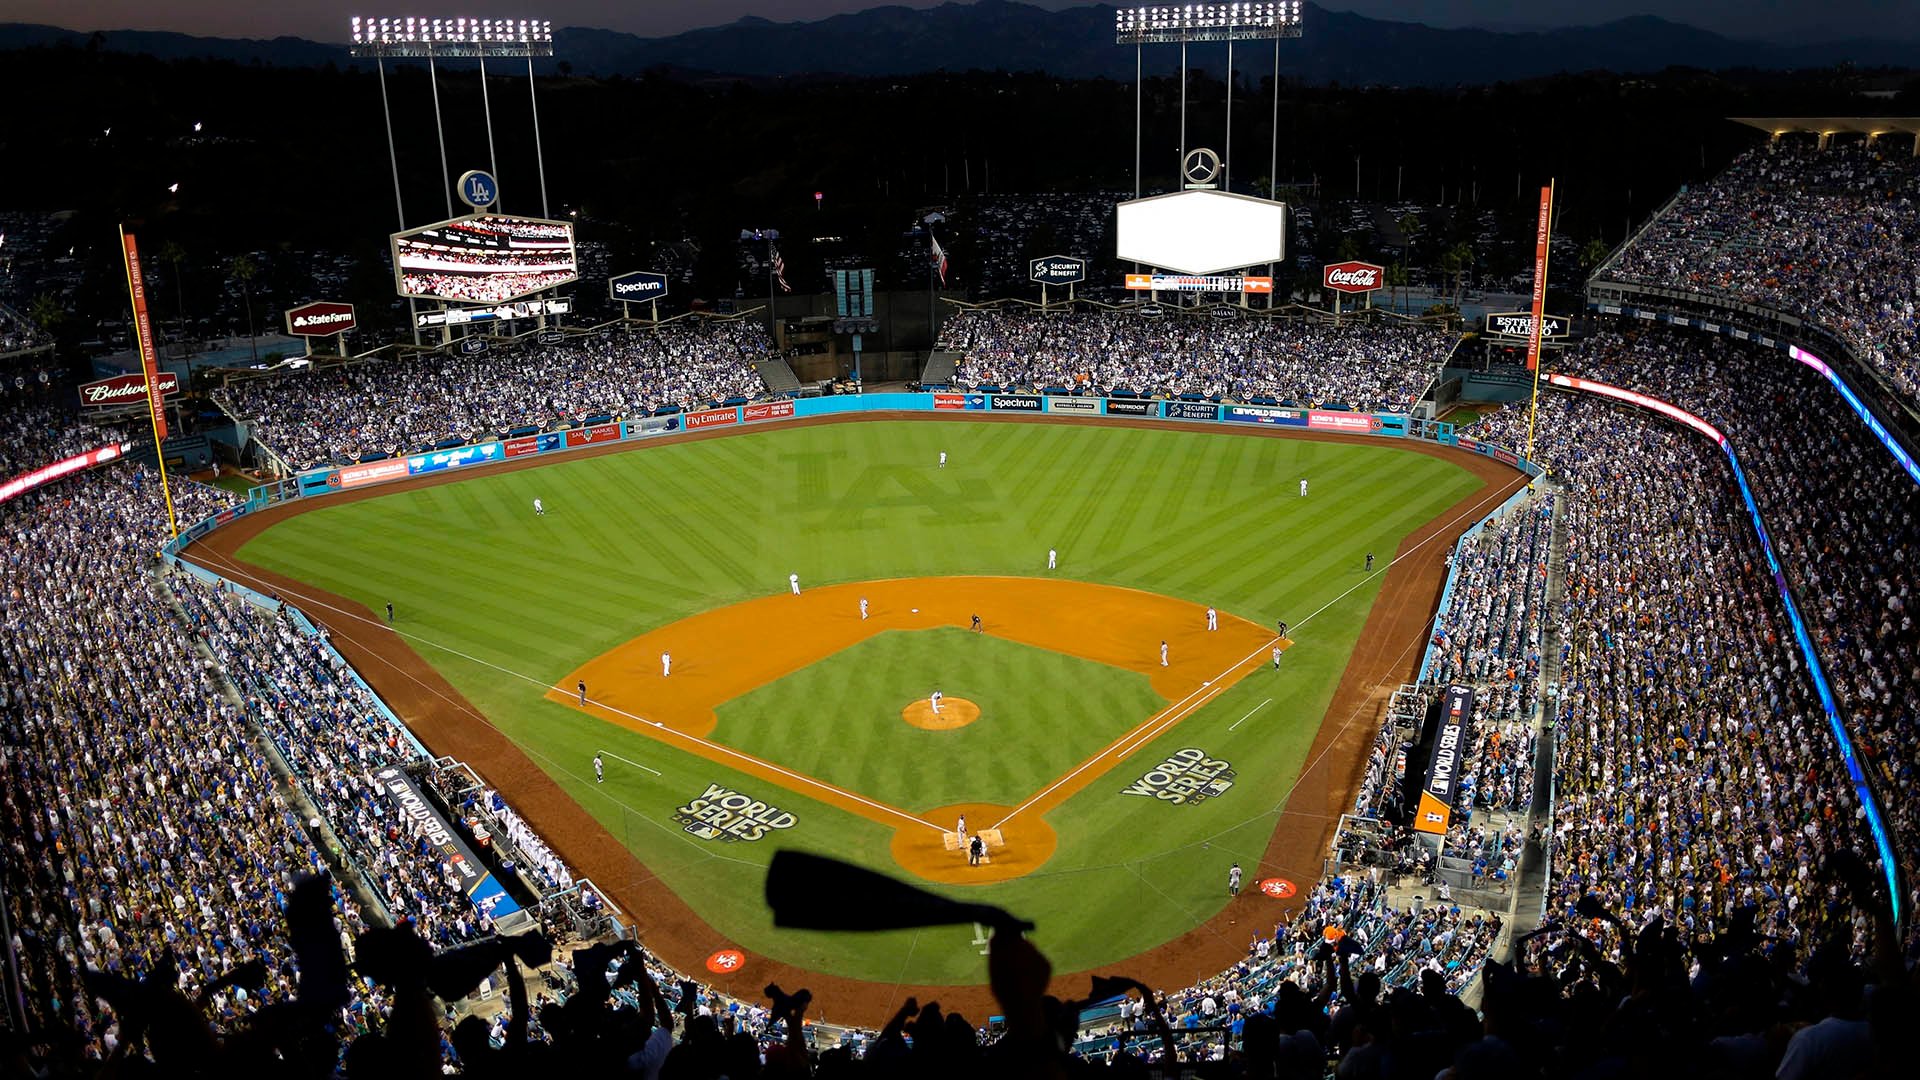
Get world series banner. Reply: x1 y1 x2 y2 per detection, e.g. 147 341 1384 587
371 766 519 917
1413 684 1474 835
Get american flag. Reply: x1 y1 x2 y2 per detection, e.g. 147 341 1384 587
770 244 792 293
929 230 949 286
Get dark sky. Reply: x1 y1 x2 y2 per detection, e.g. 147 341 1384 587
0 0 1902 44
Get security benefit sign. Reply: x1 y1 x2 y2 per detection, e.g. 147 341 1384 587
1121 747 1236 806
675 782 798 842
1413 685 1474 835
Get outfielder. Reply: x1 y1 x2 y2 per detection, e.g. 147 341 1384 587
939 450 947 468
1365 552 1375 572
1299 478 1308 497
1048 548 1057 570
533 497 545 516
1206 607 1218 631
860 596 870 620
661 651 672 677
789 572 801 595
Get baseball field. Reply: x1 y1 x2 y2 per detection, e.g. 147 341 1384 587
194 414 1514 1021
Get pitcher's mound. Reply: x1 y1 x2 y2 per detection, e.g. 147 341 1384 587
902 697 980 730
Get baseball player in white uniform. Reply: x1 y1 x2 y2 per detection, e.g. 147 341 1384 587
956 814 967 842
789 572 801 595
860 597 869 620
939 451 947 468
930 689 943 715
594 753 604 783
1048 548 1057 570
1206 607 1218 631
1272 645 1283 669
533 497 545 516
661 651 672 676
1160 640 1169 667
1299 478 1308 497
1229 863 1243 896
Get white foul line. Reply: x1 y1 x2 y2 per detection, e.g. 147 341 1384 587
1228 698 1272 732
597 748 663 776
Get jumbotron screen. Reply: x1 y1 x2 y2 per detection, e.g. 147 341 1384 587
390 213 579 305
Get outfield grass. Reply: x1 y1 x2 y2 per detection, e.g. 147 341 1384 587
714 628 1164 811
237 419 1483 983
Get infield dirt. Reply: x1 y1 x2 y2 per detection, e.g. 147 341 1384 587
188 411 1523 1025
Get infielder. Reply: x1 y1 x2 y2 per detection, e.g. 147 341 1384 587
593 753 604 783
533 497 545 516
1228 863 1243 896
939 450 947 468
1048 548 1057 570
930 689 944 715
1299 478 1308 497
860 597 870 620
789 572 801 595
661 651 672 676
1206 607 1218 631
1160 640 1169 667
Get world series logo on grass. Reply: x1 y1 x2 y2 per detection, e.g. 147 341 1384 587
675 783 798 842
1121 747 1236 805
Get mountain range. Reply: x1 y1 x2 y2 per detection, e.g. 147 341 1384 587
1 1 1914 86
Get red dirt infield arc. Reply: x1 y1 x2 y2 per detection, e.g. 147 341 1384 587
187 410 1523 1026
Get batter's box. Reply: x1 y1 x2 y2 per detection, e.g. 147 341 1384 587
942 827 1006 851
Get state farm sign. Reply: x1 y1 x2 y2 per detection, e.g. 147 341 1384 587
1322 261 1384 294
284 301 357 337
79 371 181 409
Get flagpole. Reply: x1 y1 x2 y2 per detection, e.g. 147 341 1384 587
119 225 179 540
1524 179 1556 478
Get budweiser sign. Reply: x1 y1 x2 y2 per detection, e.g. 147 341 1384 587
1322 261 1384 294
79 371 181 408
285 301 357 337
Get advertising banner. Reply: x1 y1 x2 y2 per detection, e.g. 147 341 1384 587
1125 273 1272 294
963 394 990 410
1103 398 1157 416
0 442 131 505
1044 397 1099 413
536 431 566 453
1028 255 1088 285
563 422 622 448
1483 312 1570 340
1413 685 1474 835
686 407 740 430
1224 404 1308 426
78 370 181 409
742 400 796 422
371 766 517 916
1322 261 1385 294
504 436 541 458
117 231 168 439
407 441 503 476
932 392 968 410
625 415 681 438
334 459 410 489
608 270 669 303
1525 185 1553 372
1164 401 1220 420
988 394 1043 411
298 470 338 496
1306 410 1384 433
284 301 357 337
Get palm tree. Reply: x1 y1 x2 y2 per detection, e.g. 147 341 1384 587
26 293 62 338
1397 212 1423 256
1439 242 1474 312
159 240 188 357
1386 262 1410 314
228 253 259 366
1578 237 1614 278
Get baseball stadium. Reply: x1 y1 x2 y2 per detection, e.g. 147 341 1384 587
1 4 1916 1077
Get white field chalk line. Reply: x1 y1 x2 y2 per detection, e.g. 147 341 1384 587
596 749 663 776
1229 699 1272 732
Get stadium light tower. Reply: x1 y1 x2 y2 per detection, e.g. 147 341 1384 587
349 17 558 228
1115 3 1303 198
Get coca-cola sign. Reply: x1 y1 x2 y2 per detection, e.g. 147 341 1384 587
79 371 181 409
284 301 357 337
1322 261 1384 294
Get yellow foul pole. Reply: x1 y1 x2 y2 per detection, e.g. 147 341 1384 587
118 226 179 539
1523 179 1556 473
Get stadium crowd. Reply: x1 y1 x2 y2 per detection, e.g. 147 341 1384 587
218 319 771 469
1 300 49 354
938 308 1449 411
1550 324 1920 933
1602 137 1920 406
0 383 129 479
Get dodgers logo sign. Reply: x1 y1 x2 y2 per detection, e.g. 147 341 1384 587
456 169 498 209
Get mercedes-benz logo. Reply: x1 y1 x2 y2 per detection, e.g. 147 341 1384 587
1182 148 1222 186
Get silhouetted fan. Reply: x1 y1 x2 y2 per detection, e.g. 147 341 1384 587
766 849 1034 933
